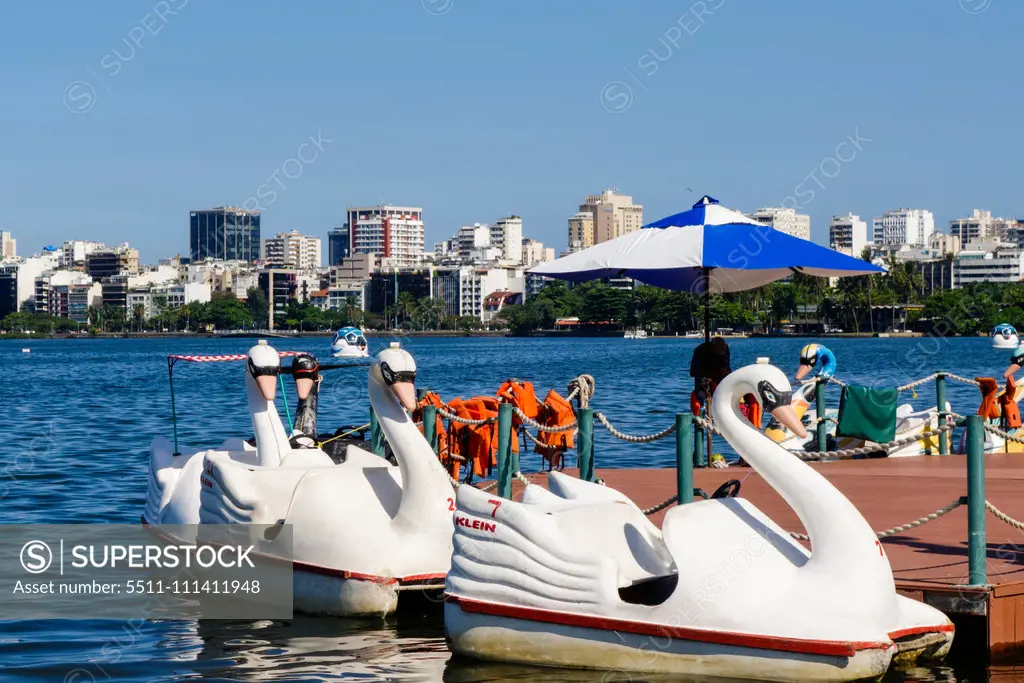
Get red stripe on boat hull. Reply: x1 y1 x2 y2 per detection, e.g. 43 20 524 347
445 594 893 658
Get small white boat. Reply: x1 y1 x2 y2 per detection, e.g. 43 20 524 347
444 363 953 681
331 326 369 358
623 329 647 339
144 341 455 617
992 324 1019 349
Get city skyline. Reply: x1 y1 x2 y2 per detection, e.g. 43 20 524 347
3 1 1022 262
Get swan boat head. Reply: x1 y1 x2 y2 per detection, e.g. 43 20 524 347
247 340 281 401
794 343 836 382
720 364 808 441
245 340 293 467
370 343 419 412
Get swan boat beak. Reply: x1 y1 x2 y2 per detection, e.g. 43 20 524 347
772 404 807 439
255 374 277 401
392 381 418 412
794 363 812 381
296 377 315 401
1005 363 1021 380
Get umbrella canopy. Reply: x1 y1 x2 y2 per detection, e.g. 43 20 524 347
530 195 885 293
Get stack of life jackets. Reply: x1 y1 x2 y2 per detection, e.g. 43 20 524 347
413 380 579 481
689 379 762 428
977 376 1023 429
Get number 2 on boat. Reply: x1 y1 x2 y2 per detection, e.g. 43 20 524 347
446 498 455 511
875 540 885 557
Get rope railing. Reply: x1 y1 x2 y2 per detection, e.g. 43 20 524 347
788 497 967 541
594 412 677 443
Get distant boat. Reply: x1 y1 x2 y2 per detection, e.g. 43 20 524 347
331 327 370 358
992 324 1019 349
623 329 647 339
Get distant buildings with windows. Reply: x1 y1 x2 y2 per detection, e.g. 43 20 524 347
327 226 351 266
345 205 424 268
747 207 811 241
262 229 322 270
948 209 1017 245
567 189 642 252
829 214 868 256
189 206 261 263
1 232 15 260
872 209 934 247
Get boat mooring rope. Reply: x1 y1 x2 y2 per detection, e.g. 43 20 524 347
788 497 967 541
594 412 677 443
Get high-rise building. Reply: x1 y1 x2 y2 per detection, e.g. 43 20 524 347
86 244 140 279
345 205 424 268
262 229 322 270
949 209 1017 247
872 209 934 247
567 212 595 251
748 207 811 241
573 189 643 246
457 224 491 258
190 206 261 262
1 232 15 260
327 226 351 266
522 238 556 267
490 216 523 263
828 214 868 256
60 240 106 268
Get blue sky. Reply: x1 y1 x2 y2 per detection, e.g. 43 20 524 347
1 0 1020 263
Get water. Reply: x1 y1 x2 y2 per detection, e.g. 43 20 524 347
0 334 1016 682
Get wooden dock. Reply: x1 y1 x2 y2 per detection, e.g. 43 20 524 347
509 453 1024 661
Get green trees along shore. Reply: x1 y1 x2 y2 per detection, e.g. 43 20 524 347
3 273 1024 337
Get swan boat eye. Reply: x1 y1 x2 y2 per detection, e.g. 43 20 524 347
247 358 280 378
756 380 790 412
380 362 416 386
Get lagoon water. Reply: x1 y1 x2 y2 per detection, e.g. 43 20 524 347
0 335 1017 682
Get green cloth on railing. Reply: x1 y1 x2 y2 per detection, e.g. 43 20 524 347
835 385 898 444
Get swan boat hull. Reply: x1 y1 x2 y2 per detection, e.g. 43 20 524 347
144 437 448 618
444 598 949 682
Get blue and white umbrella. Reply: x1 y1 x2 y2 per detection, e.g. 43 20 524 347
531 195 885 293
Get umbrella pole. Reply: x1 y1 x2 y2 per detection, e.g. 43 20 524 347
703 271 712 461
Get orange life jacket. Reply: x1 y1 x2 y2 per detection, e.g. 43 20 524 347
740 393 763 428
497 380 539 425
445 396 516 479
1001 376 1022 428
534 389 576 465
977 377 1001 420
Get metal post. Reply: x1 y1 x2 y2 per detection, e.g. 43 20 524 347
578 407 595 482
370 408 385 456
676 413 694 504
967 415 987 585
694 418 707 467
167 359 180 456
816 379 828 452
936 373 948 455
423 405 438 454
496 403 514 498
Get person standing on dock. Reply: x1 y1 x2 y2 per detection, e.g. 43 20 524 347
689 336 732 414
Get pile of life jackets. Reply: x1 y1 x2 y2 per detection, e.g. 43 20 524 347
412 380 578 482
976 375 1022 429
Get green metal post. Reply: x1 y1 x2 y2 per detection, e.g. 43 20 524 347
578 407 595 482
496 403 514 498
694 419 707 467
676 413 694 504
417 387 428 401
816 379 828 452
167 360 180 455
936 373 948 455
370 408 385 456
423 405 438 454
967 415 987 585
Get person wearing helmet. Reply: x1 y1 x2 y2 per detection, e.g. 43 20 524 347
1005 343 1024 379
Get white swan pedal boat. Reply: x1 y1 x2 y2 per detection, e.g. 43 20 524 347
144 341 455 617
444 363 952 681
992 324 1019 349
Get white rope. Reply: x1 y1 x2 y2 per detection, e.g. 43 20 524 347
510 405 578 432
594 412 676 443
789 497 966 541
986 501 1024 530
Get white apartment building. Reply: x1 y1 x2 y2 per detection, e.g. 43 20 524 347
0 252 60 316
458 224 491 258
828 213 868 256
952 241 1024 288
60 240 106 268
490 216 523 264
262 230 322 270
128 282 212 319
872 209 934 247
748 207 811 241
35 270 94 316
949 209 1017 247
433 266 525 321
1 232 15 260
575 189 643 246
346 205 425 268
522 238 555 267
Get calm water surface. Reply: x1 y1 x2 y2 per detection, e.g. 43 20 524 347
0 335 1017 682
